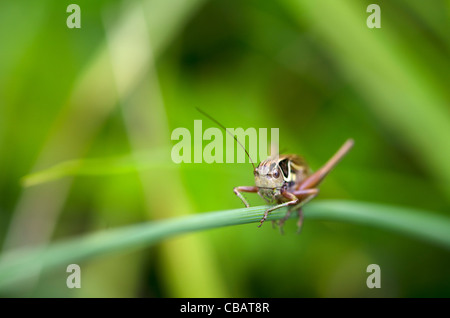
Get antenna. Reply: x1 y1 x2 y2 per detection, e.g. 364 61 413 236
195 107 256 170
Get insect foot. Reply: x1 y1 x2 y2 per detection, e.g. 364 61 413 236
295 209 304 234
276 221 287 235
257 209 270 227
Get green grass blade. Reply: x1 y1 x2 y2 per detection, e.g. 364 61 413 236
0 200 449 290
308 200 450 248
21 151 172 187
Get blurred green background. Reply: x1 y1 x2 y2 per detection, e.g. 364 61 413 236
0 0 449 297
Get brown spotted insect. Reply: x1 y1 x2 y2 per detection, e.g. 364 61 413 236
197 108 354 232
234 140 354 231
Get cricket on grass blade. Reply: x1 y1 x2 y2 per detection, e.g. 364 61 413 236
196 108 354 233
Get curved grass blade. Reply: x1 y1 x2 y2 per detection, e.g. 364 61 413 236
0 200 449 290
21 151 173 187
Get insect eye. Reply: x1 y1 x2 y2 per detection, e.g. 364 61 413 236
254 170 258 176
273 170 280 178
279 159 289 179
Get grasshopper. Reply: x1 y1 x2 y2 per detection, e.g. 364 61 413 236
197 108 354 232
234 139 354 231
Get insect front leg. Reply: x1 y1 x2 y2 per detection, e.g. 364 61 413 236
256 192 278 229
292 188 319 204
258 191 299 228
233 186 258 208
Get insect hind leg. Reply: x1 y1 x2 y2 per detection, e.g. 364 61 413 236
296 208 304 234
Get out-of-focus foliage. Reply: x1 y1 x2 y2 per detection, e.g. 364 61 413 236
0 0 448 297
